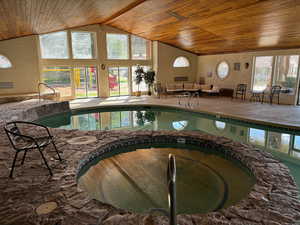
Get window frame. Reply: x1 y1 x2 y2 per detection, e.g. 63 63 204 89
106 33 129 60
130 35 151 60
173 56 190 68
216 61 230 80
251 55 300 94
39 31 70 59
0 54 13 69
70 30 97 60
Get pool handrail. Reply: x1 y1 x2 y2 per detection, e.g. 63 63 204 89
167 154 177 225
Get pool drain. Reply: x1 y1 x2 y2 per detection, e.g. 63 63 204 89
36 202 57 215
67 136 97 145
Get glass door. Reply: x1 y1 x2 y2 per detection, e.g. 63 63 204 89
119 67 129 96
108 67 129 96
74 66 98 98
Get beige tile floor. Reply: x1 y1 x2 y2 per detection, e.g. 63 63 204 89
70 96 300 130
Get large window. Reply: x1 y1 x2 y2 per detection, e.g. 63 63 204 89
71 32 96 59
106 34 129 59
252 56 273 91
252 55 299 92
273 55 299 91
40 31 69 59
42 66 72 97
131 35 149 60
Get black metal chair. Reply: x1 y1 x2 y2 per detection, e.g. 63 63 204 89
261 85 282 104
4 121 62 178
235 84 247 100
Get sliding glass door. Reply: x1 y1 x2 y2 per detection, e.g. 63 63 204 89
108 67 129 96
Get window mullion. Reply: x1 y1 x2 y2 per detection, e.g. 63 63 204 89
67 31 73 59
271 56 277 86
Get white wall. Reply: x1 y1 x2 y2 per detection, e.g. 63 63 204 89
198 49 300 105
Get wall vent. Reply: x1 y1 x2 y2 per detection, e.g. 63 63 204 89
0 82 14 89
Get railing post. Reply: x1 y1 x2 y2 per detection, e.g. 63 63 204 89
38 82 56 103
167 154 176 225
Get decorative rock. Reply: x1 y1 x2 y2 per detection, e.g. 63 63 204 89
67 136 97 145
36 201 58 215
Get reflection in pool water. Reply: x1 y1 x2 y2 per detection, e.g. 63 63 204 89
37 106 300 190
78 147 255 214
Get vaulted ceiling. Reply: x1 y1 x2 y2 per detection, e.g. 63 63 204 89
1 0 300 55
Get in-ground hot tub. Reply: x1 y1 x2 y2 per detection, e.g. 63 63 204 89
76 137 255 214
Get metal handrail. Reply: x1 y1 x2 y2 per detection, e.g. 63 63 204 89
38 82 56 102
167 154 176 225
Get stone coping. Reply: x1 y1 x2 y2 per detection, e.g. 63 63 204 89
0 99 70 122
71 100 300 131
74 130 300 224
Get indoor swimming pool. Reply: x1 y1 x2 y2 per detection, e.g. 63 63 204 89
37 105 300 190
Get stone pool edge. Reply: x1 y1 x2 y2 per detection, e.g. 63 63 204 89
75 130 300 225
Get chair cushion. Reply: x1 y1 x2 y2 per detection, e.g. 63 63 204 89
200 84 211 90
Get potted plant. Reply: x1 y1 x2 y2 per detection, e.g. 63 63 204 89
134 65 144 97
144 111 156 123
144 69 156 96
136 111 145 126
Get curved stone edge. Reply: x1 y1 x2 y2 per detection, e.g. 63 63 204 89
0 100 70 122
76 130 300 225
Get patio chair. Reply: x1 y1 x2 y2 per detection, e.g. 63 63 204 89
268 85 282 104
235 84 247 100
4 121 62 178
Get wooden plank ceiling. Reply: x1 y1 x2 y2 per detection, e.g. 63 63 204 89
1 0 300 55
0 0 144 40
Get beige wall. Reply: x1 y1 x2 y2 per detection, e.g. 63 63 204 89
198 49 300 105
155 42 198 87
0 36 40 95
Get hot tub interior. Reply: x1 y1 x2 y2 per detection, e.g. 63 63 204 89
77 143 255 214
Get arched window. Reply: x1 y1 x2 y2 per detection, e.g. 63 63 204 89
0 55 12 68
215 121 226 130
172 120 188 130
173 56 190 67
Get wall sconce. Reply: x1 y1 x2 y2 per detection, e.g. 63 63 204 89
101 64 105 70
245 62 249 69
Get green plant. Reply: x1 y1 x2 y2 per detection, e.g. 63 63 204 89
134 65 145 92
144 111 156 123
143 69 155 95
136 111 145 126
283 77 297 88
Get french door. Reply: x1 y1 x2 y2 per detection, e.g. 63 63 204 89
108 67 129 96
74 66 98 98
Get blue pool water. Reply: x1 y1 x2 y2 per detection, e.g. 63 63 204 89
37 105 300 190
